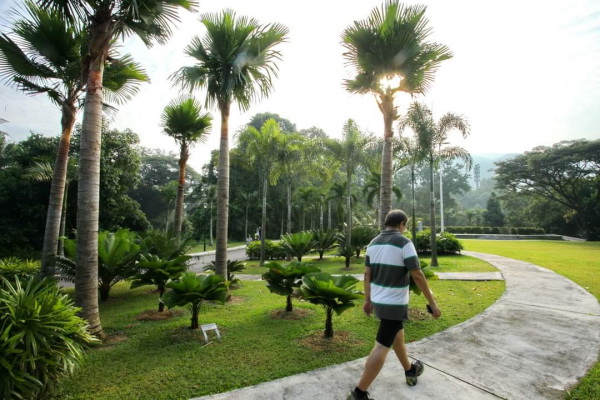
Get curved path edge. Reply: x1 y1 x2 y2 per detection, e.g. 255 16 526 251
191 251 600 400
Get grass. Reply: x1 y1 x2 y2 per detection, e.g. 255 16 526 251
240 253 498 275
464 240 600 400
53 256 504 400
188 241 246 253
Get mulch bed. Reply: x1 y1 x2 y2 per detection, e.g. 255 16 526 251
269 308 314 320
136 309 185 321
299 330 363 352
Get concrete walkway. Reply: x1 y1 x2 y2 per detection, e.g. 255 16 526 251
191 251 600 400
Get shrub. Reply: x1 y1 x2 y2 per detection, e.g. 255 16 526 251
351 226 377 258
0 277 98 399
280 231 315 262
0 257 40 285
298 272 362 338
262 261 320 311
436 232 463 254
130 254 190 312
312 229 338 260
56 229 141 300
414 230 432 254
246 240 287 260
163 272 227 329
206 259 246 287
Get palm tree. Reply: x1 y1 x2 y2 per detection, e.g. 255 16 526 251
161 96 212 238
237 119 284 266
0 2 149 280
325 120 373 252
398 135 425 240
342 0 452 228
363 169 402 225
171 9 288 278
25 159 78 256
400 101 471 266
39 0 196 337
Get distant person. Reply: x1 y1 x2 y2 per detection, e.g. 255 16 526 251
347 209 441 400
246 235 252 246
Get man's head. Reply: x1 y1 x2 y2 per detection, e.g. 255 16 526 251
384 209 409 230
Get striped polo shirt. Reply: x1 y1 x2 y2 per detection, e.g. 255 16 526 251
365 230 420 321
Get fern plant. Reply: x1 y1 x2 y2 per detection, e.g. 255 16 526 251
261 261 320 312
280 231 315 261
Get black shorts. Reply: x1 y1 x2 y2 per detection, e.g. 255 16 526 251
376 318 404 348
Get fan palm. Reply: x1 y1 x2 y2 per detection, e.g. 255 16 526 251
0 2 149 280
399 101 471 266
342 0 452 228
38 0 195 336
171 9 288 278
161 96 212 237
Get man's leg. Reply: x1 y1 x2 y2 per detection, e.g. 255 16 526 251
392 329 412 371
356 342 390 391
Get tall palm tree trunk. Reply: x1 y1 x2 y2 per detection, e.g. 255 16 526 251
173 146 188 236
328 200 332 230
76 50 106 338
40 103 76 277
428 159 439 266
215 104 230 279
346 168 352 250
411 167 417 241
209 202 214 245
259 176 267 266
58 181 69 257
287 182 292 234
379 94 394 228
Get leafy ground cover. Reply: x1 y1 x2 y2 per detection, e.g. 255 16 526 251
241 253 497 275
53 256 504 399
464 240 600 400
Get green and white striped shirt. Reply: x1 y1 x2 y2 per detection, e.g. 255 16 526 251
366 230 420 321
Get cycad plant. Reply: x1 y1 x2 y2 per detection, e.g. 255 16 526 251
205 259 246 288
299 272 362 338
336 231 354 269
280 231 315 262
56 229 141 300
262 261 320 312
130 254 190 312
163 272 227 330
311 229 338 260
351 226 377 258
0 276 98 400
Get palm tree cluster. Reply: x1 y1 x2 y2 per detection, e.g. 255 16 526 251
0 0 472 338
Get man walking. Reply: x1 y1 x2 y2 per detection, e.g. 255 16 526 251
348 209 441 400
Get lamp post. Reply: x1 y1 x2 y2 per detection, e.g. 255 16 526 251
203 203 208 252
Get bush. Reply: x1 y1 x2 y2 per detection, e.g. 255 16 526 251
280 231 315 262
444 226 545 235
0 277 98 399
0 257 40 285
436 232 463 254
246 240 286 260
414 230 463 255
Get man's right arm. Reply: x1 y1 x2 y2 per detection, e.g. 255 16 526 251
410 268 441 318
363 266 373 317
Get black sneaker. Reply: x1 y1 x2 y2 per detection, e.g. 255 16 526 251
405 360 424 386
347 389 374 400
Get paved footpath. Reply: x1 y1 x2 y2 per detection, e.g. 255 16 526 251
191 251 600 400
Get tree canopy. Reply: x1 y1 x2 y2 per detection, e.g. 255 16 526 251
495 139 600 240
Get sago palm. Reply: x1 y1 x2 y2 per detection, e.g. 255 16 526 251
342 0 452 228
0 1 148 280
399 101 471 266
171 9 288 278
161 96 212 237
38 0 196 337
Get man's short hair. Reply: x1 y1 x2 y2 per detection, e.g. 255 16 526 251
384 209 408 228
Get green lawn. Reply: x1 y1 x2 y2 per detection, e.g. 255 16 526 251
53 255 504 399
241 253 497 275
464 240 600 400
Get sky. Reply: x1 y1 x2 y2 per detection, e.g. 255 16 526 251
1 0 599 173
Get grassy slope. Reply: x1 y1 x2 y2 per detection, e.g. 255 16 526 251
464 240 600 400
54 256 503 399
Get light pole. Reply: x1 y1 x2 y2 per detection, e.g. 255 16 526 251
203 203 208 252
